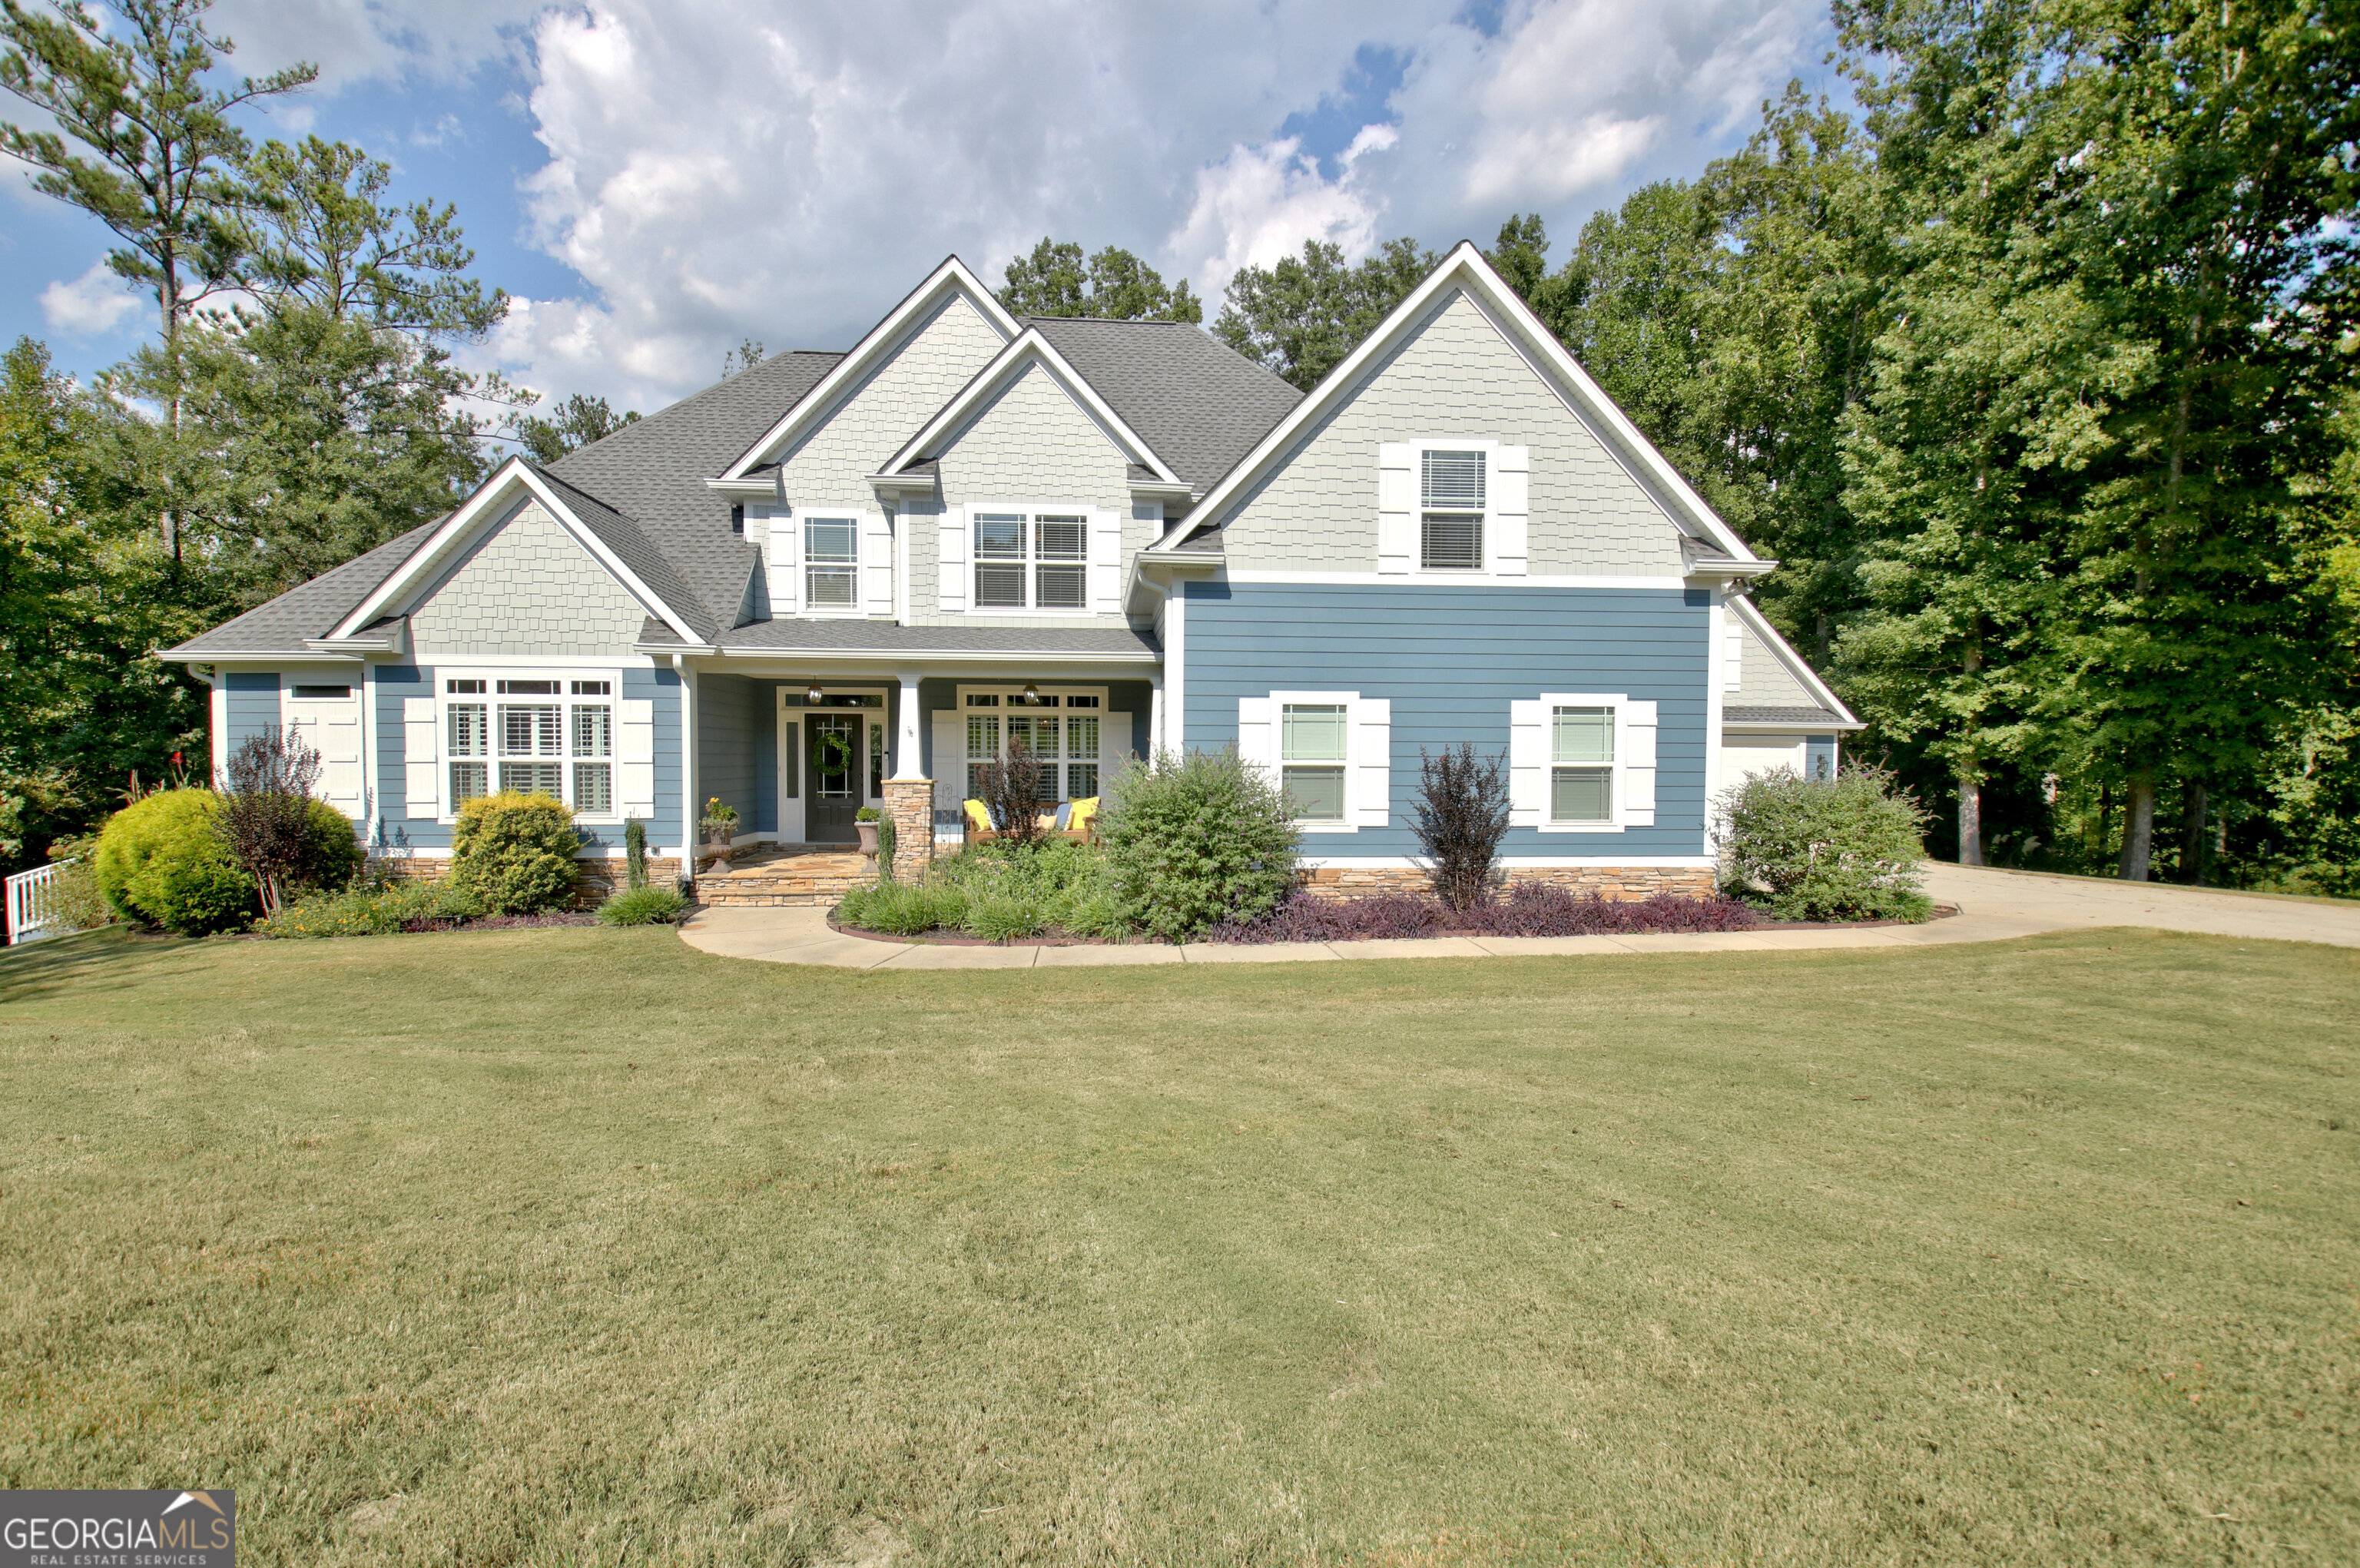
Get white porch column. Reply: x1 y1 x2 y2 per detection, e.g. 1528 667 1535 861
1149 676 1165 760
893 671 925 779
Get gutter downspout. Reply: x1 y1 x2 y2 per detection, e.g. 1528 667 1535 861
674 652 698 882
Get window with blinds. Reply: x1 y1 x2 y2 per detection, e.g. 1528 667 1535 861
804 517 858 608
1550 706 1614 822
449 702 488 803
1281 703 1348 821
1420 448 1485 570
973 512 1088 608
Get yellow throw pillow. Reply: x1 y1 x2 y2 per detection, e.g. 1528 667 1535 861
963 798 991 834
1069 796 1099 834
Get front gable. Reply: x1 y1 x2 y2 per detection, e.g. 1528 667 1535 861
409 501 651 658
1208 286 1685 578
930 360 1137 508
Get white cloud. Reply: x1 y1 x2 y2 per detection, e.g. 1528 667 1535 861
41 260 144 337
293 0 1825 409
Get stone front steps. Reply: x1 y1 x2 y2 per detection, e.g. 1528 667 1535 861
696 845 873 907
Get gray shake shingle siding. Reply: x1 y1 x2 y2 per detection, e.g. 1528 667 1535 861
1022 317 1301 492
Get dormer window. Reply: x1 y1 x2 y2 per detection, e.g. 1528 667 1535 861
1420 449 1485 570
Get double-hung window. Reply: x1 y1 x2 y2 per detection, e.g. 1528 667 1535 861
973 512 1086 609
570 681 612 814
496 680 564 796
1420 449 1486 570
1550 705 1615 824
804 517 858 608
447 678 489 804
1281 704 1348 823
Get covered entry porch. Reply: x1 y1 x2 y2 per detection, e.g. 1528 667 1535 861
685 654 1158 877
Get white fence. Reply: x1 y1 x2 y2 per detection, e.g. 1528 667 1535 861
5 860 71 945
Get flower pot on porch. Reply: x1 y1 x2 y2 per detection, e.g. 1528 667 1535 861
698 832 734 870
856 820 880 861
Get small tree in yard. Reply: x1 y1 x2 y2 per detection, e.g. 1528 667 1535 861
1719 765 1932 922
1097 748 1299 941
214 729 326 918
1412 743 1510 910
978 739 1046 846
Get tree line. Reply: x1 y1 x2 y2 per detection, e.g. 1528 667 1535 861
1007 0 2360 891
5 0 2353 892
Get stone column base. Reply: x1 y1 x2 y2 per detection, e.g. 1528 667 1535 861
883 779 935 883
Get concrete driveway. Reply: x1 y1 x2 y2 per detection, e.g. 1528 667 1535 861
1922 864 2360 949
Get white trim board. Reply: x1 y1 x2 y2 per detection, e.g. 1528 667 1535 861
1297 856 1719 870
721 256 1021 479
1729 595 1861 726
329 460 705 646
1219 569 1694 590
879 329 1182 484
1175 242 1767 569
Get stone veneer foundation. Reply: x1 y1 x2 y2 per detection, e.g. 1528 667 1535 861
368 854 683 910
1298 865 1717 901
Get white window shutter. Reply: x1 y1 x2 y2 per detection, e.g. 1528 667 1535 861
1351 698 1390 826
1493 445 1530 575
1622 700 1658 825
1088 508 1123 614
619 697 655 816
1508 699 1545 826
937 512 968 612
860 511 893 615
771 511 802 617
1097 710 1132 794
1724 612 1745 692
1236 697 1276 781
1377 443 1414 574
402 696 438 817
931 711 964 816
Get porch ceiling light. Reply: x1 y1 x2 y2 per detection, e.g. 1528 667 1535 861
805 685 824 704
1022 682 1040 701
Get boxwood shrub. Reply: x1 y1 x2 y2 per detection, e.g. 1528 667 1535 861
93 790 256 935
451 792 582 914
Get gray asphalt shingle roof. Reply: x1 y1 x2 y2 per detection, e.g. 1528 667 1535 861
545 349 844 625
1722 704 1851 725
1023 317 1301 492
160 520 443 655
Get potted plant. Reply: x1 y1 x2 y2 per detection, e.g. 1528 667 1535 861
699 797 740 870
854 804 882 863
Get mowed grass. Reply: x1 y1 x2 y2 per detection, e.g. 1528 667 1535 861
2 927 2355 1566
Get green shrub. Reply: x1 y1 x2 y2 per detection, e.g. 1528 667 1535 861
1719 764 1932 922
451 792 582 913
1095 748 1299 941
298 797 364 893
966 896 1042 941
624 818 649 890
838 881 967 936
595 885 689 926
43 837 113 933
93 790 256 934
257 876 486 939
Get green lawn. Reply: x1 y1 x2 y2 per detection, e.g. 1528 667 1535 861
2 927 2354 1566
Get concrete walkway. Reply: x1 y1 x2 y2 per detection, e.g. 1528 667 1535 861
675 864 2360 970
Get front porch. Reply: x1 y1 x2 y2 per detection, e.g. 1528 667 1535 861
696 843 875 907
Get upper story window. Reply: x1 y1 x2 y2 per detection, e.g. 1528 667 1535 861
1421 449 1486 570
804 518 858 608
974 512 1086 609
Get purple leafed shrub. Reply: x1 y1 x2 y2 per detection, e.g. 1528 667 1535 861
1208 881 1755 943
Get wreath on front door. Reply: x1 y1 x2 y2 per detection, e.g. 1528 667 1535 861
815 729 855 784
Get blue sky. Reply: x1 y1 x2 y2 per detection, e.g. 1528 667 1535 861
2 0 1838 414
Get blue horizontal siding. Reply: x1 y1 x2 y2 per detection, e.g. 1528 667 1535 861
223 672 280 751
629 667 684 850
1182 581 1710 857
374 665 437 849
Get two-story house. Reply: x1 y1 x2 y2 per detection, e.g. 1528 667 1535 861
163 243 1857 901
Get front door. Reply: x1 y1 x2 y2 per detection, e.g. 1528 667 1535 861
807 713 864 843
